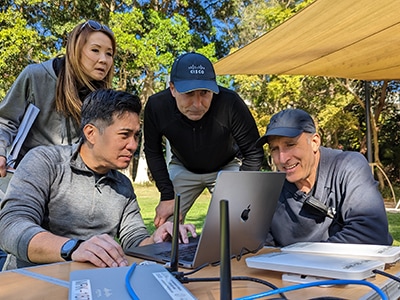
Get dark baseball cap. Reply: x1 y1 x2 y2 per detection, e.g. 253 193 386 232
170 52 219 94
256 109 316 147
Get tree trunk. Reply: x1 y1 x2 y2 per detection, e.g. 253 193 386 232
371 81 388 188
134 136 150 184
372 114 385 188
133 71 156 184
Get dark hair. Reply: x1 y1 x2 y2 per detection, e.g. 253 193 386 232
56 21 117 125
80 89 142 139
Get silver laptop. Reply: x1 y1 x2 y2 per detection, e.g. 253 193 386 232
125 171 286 269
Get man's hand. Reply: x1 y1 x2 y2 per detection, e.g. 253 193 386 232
0 156 7 177
71 234 129 268
152 221 197 244
154 199 182 227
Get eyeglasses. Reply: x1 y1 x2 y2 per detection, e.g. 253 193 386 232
79 20 114 36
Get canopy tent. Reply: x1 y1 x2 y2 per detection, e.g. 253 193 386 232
213 0 400 81
213 0 400 205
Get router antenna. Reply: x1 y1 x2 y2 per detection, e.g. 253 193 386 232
168 193 181 273
220 199 232 300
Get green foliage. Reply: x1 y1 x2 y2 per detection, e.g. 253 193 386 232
0 8 45 98
220 0 399 183
0 0 399 181
110 10 195 95
378 102 400 183
0 1 220 99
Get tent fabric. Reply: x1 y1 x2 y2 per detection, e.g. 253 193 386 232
213 0 400 80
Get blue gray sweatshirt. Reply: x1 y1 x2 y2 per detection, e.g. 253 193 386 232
0 58 80 165
0 143 150 269
267 147 393 246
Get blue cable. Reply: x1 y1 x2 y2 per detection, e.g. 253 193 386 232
235 279 388 300
125 262 140 300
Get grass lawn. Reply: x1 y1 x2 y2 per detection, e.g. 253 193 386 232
134 183 400 246
135 183 209 234
388 213 400 246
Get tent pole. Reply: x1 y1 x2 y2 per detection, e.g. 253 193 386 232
364 81 373 163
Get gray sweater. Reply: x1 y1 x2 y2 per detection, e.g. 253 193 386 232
0 143 150 268
0 59 79 163
268 147 393 246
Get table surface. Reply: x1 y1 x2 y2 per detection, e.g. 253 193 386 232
1 248 400 300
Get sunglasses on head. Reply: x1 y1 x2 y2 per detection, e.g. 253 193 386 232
79 20 114 36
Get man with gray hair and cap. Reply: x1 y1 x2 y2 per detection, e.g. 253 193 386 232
144 52 264 227
256 108 392 246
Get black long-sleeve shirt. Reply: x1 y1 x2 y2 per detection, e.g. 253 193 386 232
144 86 264 201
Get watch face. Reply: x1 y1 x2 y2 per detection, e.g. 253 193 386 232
61 239 81 261
63 239 78 252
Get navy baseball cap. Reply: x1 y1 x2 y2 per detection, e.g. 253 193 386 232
170 52 219 94
256 109 316 147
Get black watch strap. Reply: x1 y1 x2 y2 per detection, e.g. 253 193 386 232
60 239 84 261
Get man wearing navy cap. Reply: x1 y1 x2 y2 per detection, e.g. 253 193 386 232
256 108 392 246
144 52 264 227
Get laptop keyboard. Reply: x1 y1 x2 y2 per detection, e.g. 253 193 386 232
157 243 197 262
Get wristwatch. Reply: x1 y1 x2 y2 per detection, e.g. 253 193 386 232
60 239 83 261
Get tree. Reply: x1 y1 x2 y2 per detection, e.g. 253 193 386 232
1 0 398 187
0 7 44 99
110 10 194 183
222 0 400 191
1 0 226 184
